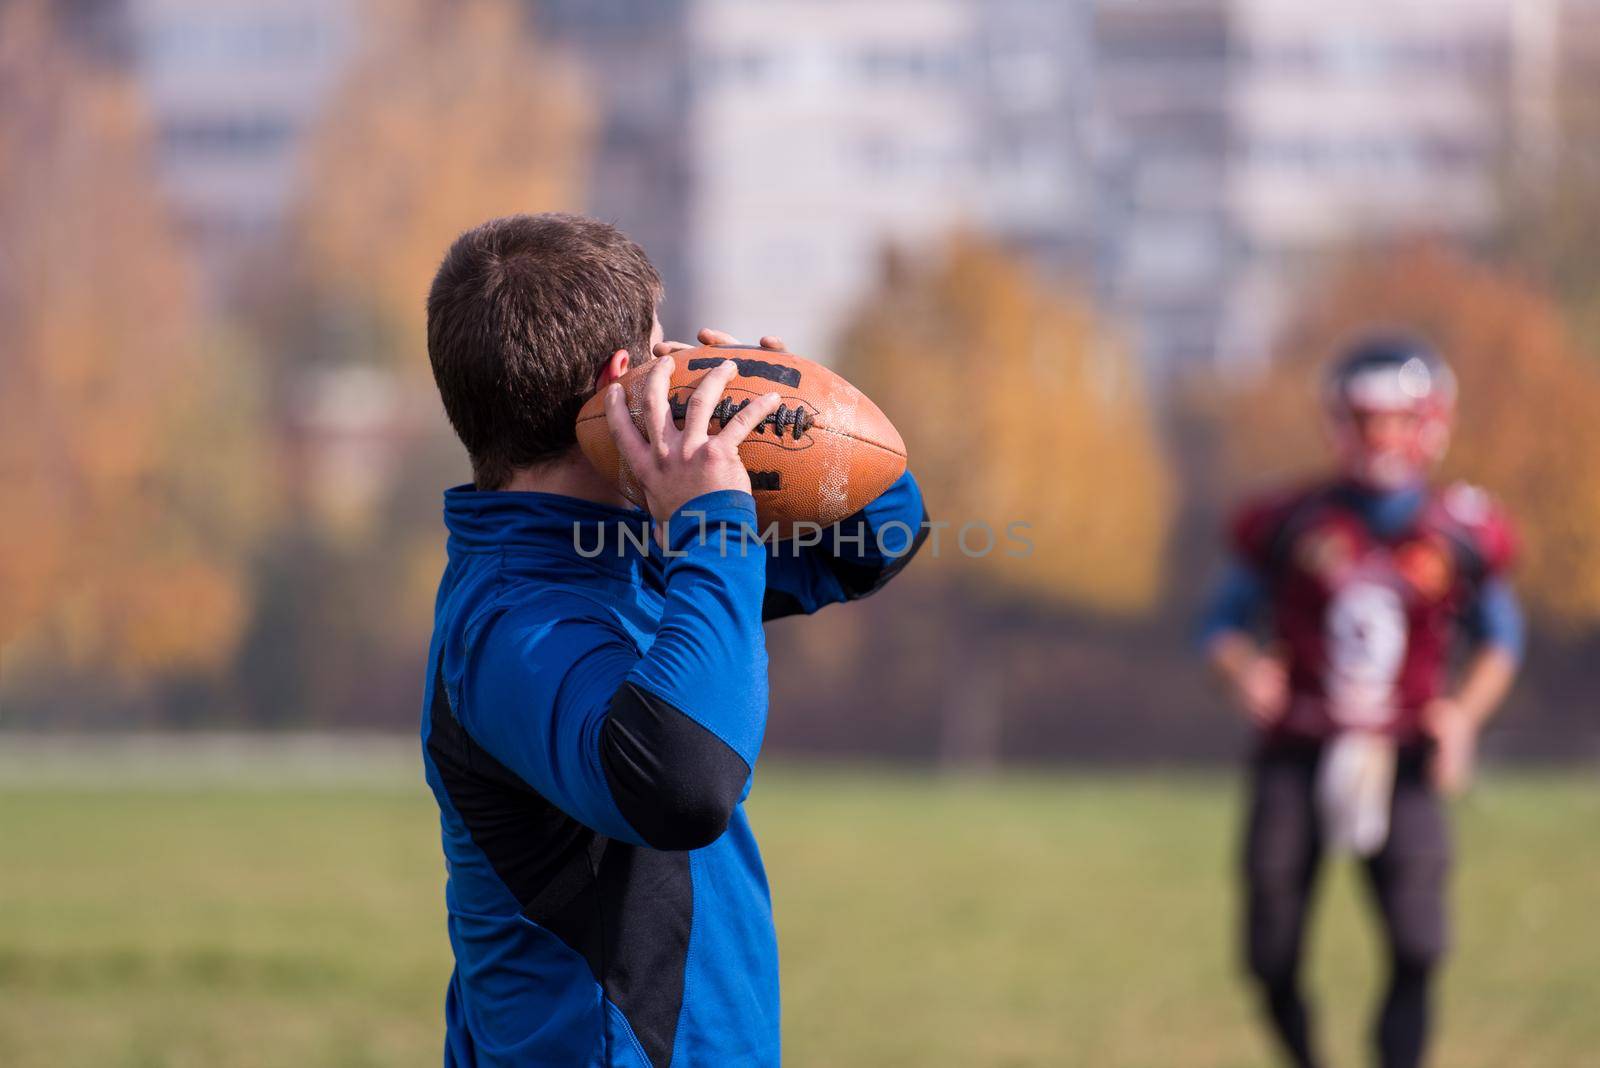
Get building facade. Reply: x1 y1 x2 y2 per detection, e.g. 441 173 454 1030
108 0 1583 373
124 0 357 279
1222 0 1517 369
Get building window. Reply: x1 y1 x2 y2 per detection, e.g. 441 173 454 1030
856 46 963 85
701 48 773 86
142 14 327 67
160 115 296 158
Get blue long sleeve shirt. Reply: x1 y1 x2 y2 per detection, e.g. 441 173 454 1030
422 472 925 1067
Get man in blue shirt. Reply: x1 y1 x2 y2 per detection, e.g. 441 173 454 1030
420 213 926 1066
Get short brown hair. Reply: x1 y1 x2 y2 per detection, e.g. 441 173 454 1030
426 213 662 489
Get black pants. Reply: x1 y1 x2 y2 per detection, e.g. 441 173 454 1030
1242 742 1451 1068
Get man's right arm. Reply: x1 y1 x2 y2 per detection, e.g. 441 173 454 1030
1198 558 1287 727
458 492 769 852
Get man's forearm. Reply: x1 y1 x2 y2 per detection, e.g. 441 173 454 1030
762 470 927 619
1451 646 1519 729
1207 630 1259 689
821 469 927 597
629 491 769 761
601 492 770 850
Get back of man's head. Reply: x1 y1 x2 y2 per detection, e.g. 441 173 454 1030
427 213 662 489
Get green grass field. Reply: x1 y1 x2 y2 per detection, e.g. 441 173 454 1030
0 762 1595 1067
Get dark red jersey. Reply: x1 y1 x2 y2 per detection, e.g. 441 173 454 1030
1229 479 1516 742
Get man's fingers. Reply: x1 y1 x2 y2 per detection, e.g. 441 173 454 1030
698 328 739 347
642 353 676 451
603 382 653 475
718 391 783 449
682 360 739 445
653 340 694 358
692 328 785 352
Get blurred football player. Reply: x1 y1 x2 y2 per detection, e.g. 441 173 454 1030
1199 334 1523 1068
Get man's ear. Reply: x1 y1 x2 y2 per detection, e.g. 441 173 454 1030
594 348 632 392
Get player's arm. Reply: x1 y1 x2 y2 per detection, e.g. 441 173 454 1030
761 469 928 620
1450 577 1524 728
655 327 928 619
1198 558 1288 726
464 499 767 851
457 357 784 850
1427 576 1524 793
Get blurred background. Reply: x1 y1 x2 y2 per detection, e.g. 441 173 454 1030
1 0 1597 1065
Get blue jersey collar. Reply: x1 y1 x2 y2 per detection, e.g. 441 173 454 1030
443 484 654 563
1333 478 1427 539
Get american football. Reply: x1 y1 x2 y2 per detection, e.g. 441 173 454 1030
575 344 907 536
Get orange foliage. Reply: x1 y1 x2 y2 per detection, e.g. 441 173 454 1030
1503 6 1600 356
0 1 256 674
247 0 593 680
836 236 1174 615
1221 241 1600 626
286 0 590 377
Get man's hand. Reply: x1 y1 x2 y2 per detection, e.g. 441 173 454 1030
1424 697 1477 796
655 327 787 358
603 353 783 529
1423 647 1519 796
1209 632 1289 727
1234 655 1290 727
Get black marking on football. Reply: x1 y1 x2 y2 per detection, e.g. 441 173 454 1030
667 394 815 441
686 356 802 388
749 471 782 491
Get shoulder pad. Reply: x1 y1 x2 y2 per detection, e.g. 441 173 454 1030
1436 482 1518 574
1228 480 1331 567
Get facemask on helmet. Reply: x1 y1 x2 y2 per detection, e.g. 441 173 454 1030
1322 336 1456 491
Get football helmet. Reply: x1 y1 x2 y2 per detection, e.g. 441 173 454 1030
1323 334 1456 489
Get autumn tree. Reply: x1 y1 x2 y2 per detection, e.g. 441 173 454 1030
838 235 1173 613
1219 241 1600 627
234 0 592 725
0 0 259 712
828 235 1175 764
1501 0 1600 354
274 0 589 380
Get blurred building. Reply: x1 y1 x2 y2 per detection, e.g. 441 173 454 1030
1093 0 1529 374
94 0 1595 371
977 0 1097 266
1512 0 1600 156
683 0 980 358
115 0 698 316
1091 0 1234 378
680 0 1562 372
1221 0 1517 370
683 0 1094 359
122 0 357 284
530 0 695 339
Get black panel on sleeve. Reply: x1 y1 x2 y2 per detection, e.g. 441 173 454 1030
761 587 809 619
761 505 932 621
599 682 751 852
426 667 605 920
541 843 694 1068
824 505 931 600
428 665 695 1067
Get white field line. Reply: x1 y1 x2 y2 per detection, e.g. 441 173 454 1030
0 732 422 790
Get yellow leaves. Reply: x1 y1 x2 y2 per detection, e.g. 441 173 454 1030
1220 241 1600 626
837 235 1174 616
0 0 256 674
59 557 250 677
287 0 590 378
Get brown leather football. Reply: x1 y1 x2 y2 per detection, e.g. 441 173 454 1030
575 344 907 537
